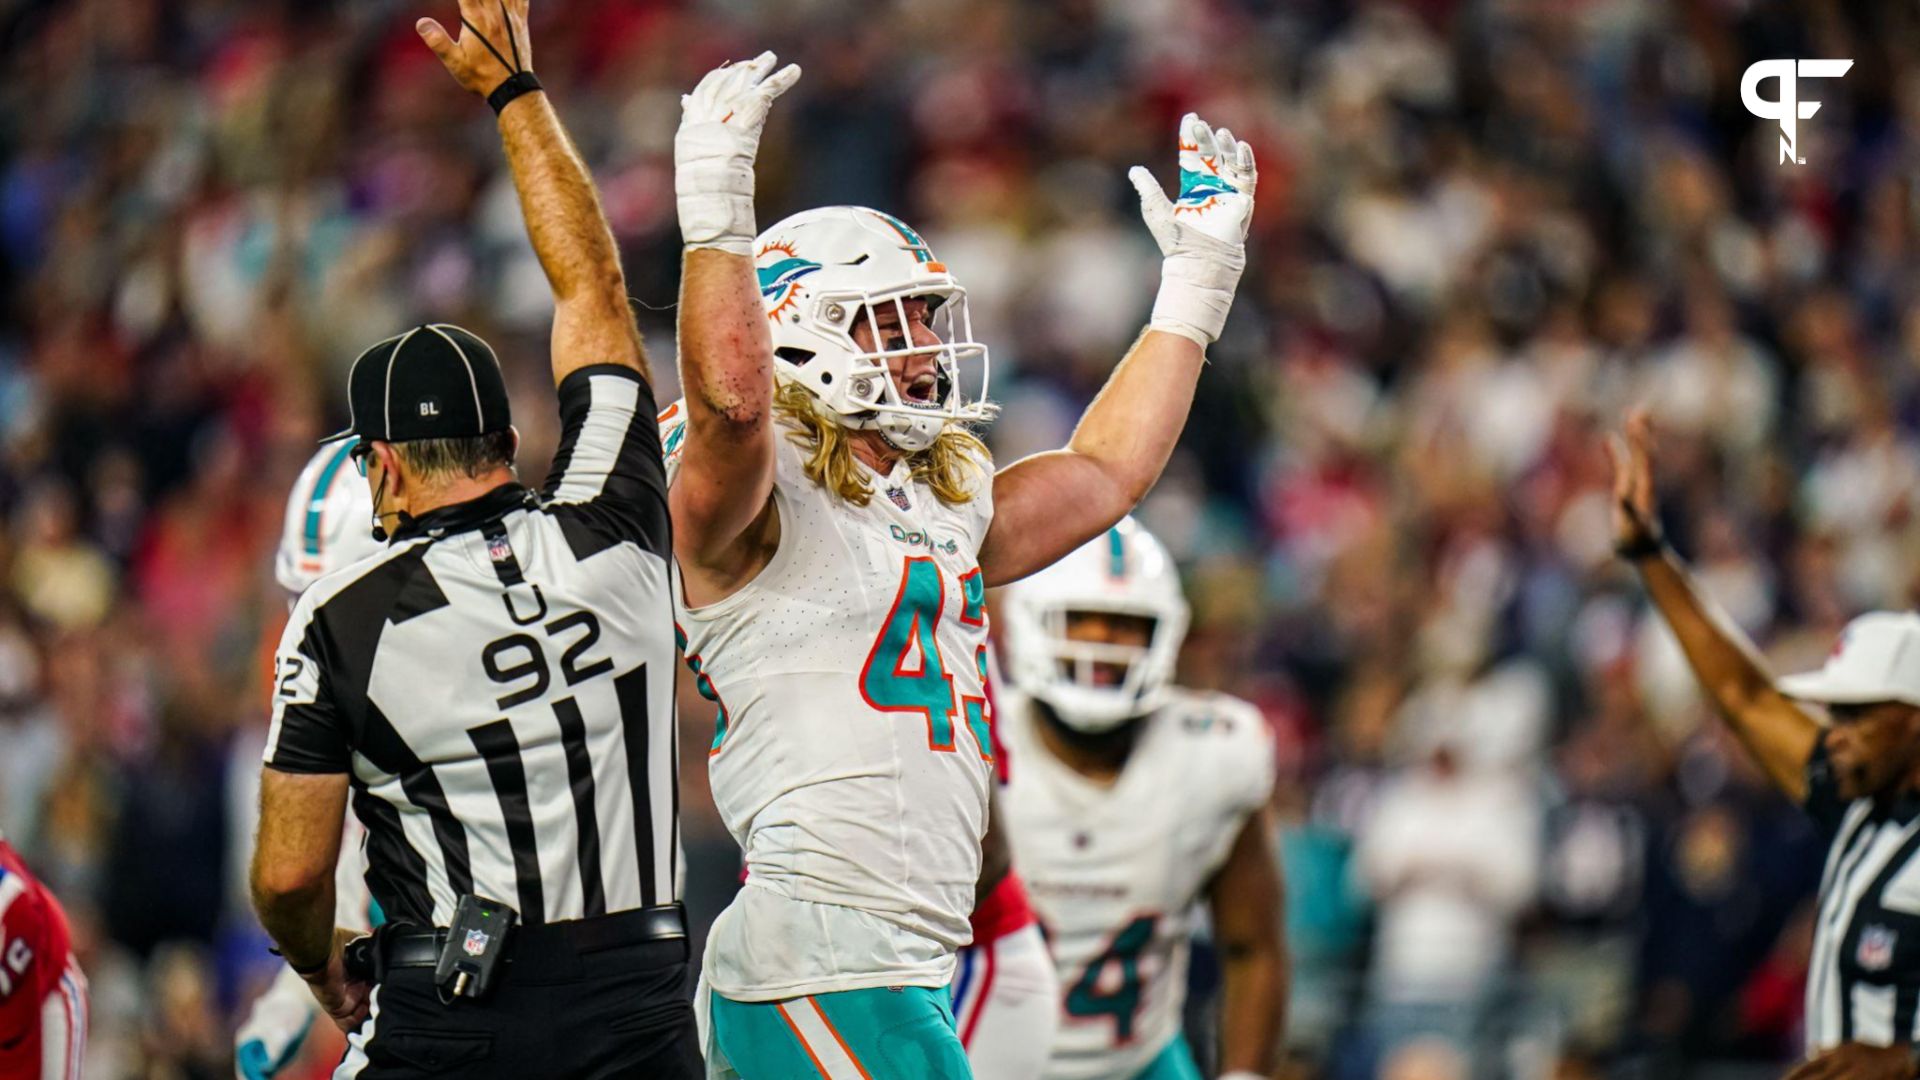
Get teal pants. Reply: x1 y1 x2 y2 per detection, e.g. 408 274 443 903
709 985 971 1079
1133 1033 1204 1080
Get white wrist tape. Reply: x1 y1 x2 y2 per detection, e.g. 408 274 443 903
1149 246 1246 346
674 123 757 255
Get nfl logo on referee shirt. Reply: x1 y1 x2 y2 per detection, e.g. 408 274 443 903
1858 924 1897 972
488 534 513 564
464 929 490 958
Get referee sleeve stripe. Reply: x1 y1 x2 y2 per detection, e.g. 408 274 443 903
549 372 644 505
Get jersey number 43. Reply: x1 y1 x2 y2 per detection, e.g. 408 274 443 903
860 557 992 759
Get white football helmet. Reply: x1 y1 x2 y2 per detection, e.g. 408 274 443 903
275 438 381 597
1000 517 1191 732
756 206 993 452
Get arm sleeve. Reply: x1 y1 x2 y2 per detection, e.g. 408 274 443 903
1803 730 1848 838
542 364 672 556
263 599 352 775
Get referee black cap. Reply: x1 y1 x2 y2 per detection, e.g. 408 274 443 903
326 324 513 444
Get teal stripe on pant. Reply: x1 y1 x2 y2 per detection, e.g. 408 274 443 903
710 985 972 1079
1132 1033 1204 1080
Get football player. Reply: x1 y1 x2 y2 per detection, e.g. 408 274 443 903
997 518 1285 1080
950 656 1060 1080
234 438 381 1080
0 831 86 1080
665 53 1257 1077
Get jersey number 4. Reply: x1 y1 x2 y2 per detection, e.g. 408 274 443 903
860 557 991 758
1064 914 1158 1043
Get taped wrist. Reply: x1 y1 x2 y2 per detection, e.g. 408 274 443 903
675 124 758 254
1149 248 1245 346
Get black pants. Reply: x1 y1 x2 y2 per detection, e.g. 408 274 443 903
343 934 702 1079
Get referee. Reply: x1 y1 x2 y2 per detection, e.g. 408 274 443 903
248 3 699 1076
1612 409 1920 1080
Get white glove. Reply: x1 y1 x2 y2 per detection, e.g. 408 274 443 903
1130 113 1257 347
675 51 801 255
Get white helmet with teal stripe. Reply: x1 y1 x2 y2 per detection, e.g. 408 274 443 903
1000 517 1191 733
754 206 992 452
275 438 381 597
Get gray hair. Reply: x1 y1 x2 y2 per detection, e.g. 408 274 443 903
392 430 516 483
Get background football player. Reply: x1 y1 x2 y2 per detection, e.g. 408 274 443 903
0 829 86 1080
664 51 1258 1079
997 518 1286 1080
950 651 1060 1080
232 438 380 1080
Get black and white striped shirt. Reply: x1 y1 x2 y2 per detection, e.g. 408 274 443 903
1804 735 1920 1050
265 364 677 929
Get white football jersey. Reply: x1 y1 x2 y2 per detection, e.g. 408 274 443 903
275 438 381 595
662 401 998 999
1000 686 1275 1080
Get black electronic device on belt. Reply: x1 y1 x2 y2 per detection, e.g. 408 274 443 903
343 932 378 984
434 894 517 1000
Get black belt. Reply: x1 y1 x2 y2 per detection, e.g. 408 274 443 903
381 903 687 970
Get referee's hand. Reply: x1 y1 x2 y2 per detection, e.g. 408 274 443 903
417 0 534 99
1784 1042 1918 1080
301 927 375 1033
1605 406 1663 560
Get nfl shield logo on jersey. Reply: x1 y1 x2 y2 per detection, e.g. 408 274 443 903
487 534 513 564
1858 924 1897 972
464 928 490 957
888 487 911 511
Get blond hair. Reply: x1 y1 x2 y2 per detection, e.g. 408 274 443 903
771 380 991 507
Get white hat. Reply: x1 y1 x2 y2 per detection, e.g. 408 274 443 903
1778 612 1920 709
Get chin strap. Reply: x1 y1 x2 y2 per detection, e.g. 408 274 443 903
873 411 944 454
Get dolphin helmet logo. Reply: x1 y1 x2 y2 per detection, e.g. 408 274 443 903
756 239 823 319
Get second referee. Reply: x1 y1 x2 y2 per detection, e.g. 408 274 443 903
1613 408 1920 1080
248 2 700 1076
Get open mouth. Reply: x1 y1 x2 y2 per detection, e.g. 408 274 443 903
903 373 938 406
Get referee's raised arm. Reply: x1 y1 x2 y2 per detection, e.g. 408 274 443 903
246 6 700 1076
418 0 646 387
1607 408 1821 801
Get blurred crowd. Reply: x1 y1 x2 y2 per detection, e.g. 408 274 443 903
2 0 1918 1076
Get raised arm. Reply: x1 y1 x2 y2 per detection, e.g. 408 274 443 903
669 55 800 574
1610 409 1820 800
981 115 1254 585
418 0 646 386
